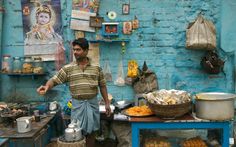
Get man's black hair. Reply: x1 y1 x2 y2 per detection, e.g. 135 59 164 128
72 38 89 50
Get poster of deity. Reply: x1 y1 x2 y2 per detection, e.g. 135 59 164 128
21 0 63 61
72 0 100 13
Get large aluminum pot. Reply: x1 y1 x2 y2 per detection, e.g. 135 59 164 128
195 92 236 120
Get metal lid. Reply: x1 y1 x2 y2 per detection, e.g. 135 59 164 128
195 92 236 100
13 56 21 60
3 54 11 58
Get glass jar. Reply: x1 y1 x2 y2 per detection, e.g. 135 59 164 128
22 56 33 73
33 57 44 74
12 56 22 73
1 55 11 73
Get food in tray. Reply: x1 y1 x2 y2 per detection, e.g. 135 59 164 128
143 89 191 105
125 105 153 116
181 136 208 147
144 137 171 147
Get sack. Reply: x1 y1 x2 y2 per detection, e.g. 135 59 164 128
186 14 216 50
200 51 224 74
132 61 159 94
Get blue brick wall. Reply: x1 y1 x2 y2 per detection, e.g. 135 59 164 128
0 0 235 105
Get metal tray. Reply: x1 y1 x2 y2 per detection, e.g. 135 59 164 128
114 100 134 110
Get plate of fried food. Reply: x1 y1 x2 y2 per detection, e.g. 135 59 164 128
122 105 154 117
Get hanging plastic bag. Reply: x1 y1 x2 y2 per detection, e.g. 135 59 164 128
127 60 138 78
114 60 125 86
186 14 216 50
103 60 112 82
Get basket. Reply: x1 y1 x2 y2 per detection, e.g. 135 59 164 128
147 101 192 119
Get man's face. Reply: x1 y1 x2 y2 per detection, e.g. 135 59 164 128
37 12 50 25
73 45 88 61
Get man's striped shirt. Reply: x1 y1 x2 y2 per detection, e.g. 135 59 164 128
51 60 106 99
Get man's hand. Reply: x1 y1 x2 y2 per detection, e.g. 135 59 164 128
105 103 111 117
37 85 49 95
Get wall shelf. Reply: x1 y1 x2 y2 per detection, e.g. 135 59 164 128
1 72 46 76
0 72 47 80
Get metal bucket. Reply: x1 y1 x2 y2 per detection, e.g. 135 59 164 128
16 116 32 133
195 92 236 120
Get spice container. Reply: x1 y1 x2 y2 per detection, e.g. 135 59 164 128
33 57 44 74
1 55 11 73
22 57 33 73
12 56 22 73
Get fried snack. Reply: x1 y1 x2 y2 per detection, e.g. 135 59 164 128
22 63 33 73
144 137 171 147
125 105 153 116
181 137 208 147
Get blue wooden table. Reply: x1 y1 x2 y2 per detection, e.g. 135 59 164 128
130 115 231 147
0 138 9 146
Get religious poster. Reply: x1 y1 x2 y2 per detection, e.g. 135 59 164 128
21 0 63 61
70 0 100 32
72 0 100 13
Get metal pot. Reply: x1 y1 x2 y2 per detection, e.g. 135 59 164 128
65 123 83 142
195 92 236 120
16 116 32 133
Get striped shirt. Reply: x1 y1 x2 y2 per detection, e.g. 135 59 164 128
51 59 106 99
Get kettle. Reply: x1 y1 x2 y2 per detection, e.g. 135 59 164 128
65 121 83 142
49 101 58 111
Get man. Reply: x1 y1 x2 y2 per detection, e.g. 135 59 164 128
37 38 111 147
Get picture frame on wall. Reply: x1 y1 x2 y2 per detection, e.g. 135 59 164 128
123 21 132 35
89 16 104 28
122 4 130 15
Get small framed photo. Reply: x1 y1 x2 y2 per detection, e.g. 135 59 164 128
89 16 104 28
123 21 132 35
122 4 130 15
102 22 119 36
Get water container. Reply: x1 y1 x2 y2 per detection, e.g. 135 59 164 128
22 56 33 73
12 56 22 73
1 55 11 73
33 57 44 73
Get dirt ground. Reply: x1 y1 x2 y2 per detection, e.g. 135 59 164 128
46 138 117 147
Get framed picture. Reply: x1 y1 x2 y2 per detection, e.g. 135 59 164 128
123 21 132 35
89 16 104 28
122 4 130 15
102 22 119 36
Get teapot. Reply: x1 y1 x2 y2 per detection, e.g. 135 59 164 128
49 101 58 111
65 121 83 142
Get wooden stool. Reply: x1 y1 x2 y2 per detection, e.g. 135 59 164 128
57 137 86 147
